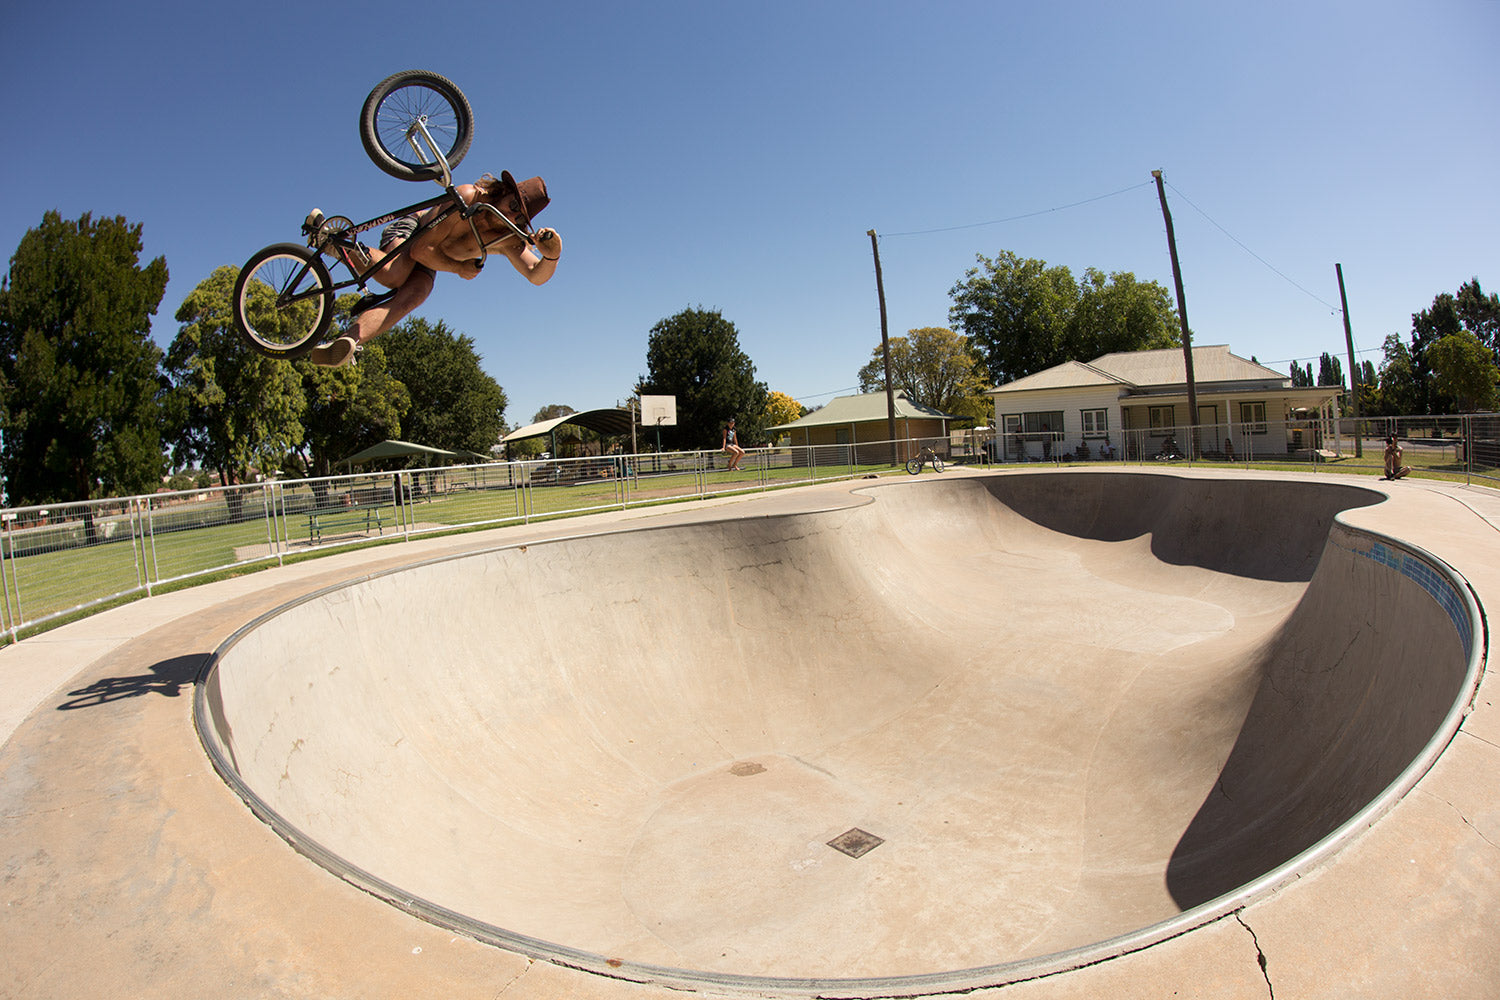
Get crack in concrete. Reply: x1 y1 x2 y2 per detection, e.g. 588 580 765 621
1235 911 1275 1000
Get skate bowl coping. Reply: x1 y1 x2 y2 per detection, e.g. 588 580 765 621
194 471 1483 996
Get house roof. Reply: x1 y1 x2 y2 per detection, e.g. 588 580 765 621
989 345 1290 396
768 391 957 432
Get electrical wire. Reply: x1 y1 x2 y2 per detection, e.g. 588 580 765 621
1163 180 1345 316
877 181 1155 238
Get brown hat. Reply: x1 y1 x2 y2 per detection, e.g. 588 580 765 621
497 170 549 228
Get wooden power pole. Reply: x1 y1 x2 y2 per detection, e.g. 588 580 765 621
1336 263 1362 458
868 230 898 463
1152 171 1198 453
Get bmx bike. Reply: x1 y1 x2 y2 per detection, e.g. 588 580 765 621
906 446 945 475
231 70 543 360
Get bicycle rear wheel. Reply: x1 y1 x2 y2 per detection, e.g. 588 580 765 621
906 458 922 475
361 70 473 182
232 244 334 359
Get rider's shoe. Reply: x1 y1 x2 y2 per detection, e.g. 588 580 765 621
308 335 359 368
303 209 325 245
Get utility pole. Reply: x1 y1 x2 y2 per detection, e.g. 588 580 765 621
1152 171 1198 454
868 230 899 464
1336 263 1362 458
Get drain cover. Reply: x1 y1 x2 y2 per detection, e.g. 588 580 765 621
827 828 884 859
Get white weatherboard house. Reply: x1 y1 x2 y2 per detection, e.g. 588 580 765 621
987 345 1342 462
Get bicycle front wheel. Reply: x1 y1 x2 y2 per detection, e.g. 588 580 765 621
906 458 922 475
361 70 474 182
232 244 334 359
932 457 945 473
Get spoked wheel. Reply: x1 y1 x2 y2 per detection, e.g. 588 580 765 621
232 244 334 359
932 456 945 473
906 458 922 475
361 70 473 182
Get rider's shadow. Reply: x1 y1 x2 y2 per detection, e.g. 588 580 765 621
55 654 207 711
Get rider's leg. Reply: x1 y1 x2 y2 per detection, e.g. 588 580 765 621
350 265 434 345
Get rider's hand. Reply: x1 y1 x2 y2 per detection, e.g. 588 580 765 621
535 228 561 261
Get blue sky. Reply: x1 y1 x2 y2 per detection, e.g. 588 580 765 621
2 0 1495 429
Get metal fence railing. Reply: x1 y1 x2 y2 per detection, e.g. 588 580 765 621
4 417 1496 642
0 439 946 641
986 413 1500 489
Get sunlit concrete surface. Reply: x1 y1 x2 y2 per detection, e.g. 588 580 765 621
3 467 1498 999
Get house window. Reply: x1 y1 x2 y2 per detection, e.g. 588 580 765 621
1081 408 1108 438
1239 401 1267 434
1148 405 1176 436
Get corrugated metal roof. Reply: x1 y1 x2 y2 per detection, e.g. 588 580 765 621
1089 345 1285 386
990 361 1127 394
988 345 1289 396
768 391 957 431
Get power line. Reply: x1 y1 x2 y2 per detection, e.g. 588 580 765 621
878 181 1155 238
1163 180 1344 316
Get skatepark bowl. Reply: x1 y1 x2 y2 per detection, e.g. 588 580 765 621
195 472 1482 995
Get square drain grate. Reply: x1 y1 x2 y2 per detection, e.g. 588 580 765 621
827 828 884 859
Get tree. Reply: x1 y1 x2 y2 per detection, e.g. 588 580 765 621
764 390 804 429
1454 278 1500 362
636 307 768 448
948 251 1179 384
1428 330 1499 412
0 211 171 507
292 331 411 478
379 317 507 455
1290 362 1313 388
1317 352 1344 389
165 266 307 486
856 326 990 421
1378 333 1422 416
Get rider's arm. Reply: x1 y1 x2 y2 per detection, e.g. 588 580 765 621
495 229 560 286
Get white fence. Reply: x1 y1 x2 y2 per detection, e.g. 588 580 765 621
5 416 1497 642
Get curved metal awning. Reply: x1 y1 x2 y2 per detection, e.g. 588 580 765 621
501 407 635 444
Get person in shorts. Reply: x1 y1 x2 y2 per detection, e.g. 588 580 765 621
305 172 560 367
722 418 745 471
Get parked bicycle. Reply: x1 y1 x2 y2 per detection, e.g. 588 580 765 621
231 71 546 360
906 446 945 475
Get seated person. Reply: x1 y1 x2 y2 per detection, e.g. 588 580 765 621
306 172 560 367
1383 435 1412 480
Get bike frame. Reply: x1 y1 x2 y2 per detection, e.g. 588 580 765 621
285 119 535 305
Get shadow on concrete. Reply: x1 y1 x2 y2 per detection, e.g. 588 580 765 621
56 654 208 711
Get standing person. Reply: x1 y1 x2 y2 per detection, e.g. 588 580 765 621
1383 435 1412 480
305 172 560 367
722 418 745 471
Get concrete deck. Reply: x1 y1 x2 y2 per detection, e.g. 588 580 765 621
2 467 1498 999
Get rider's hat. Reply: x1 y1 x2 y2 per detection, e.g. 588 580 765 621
499 171 549 227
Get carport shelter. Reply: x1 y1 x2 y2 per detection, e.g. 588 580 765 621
500 407 635 456
338 440 489 471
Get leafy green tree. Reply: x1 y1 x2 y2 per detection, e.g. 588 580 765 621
1378 333 1422 416
379 317 507 455
1064 268 1180 362
636 307 768 448
1454 279 1500 361
948 251 1178 383
857 326 990 420
292 330 411 478
165 266 306 486
0 211 170 507
1317 352 1344 389
1428 330 1499 412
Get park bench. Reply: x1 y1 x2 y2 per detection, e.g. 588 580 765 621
307 491 389 543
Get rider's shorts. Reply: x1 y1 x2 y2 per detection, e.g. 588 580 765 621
381 215 420 249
